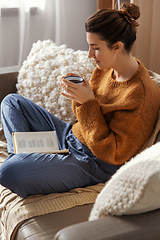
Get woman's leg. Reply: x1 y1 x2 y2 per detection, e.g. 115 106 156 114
1 93 71 153
0 94 100 198
0 94 120 198
0 151 104 198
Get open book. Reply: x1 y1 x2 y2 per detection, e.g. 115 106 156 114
12 131 69 154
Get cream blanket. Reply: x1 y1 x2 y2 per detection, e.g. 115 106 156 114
0 127 104 240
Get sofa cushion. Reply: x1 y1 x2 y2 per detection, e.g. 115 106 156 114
16 40 96 124
56 208 160 240
148 70 160 87
15 204 93 240
89 141 160 220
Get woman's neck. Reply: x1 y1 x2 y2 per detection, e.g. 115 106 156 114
112 54 139 82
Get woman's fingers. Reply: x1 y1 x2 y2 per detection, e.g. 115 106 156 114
62 73 80 78
60 74 95 104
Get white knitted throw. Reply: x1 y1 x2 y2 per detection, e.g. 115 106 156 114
89 142 160 220
16 40 96 124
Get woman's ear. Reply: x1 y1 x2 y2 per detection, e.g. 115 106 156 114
113 41 123 54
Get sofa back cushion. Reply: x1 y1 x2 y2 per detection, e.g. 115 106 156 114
0 72 18 102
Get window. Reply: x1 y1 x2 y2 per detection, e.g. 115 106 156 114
0 0 45 11
0 0 20 8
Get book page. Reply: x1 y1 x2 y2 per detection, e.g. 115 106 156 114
12 131 69 154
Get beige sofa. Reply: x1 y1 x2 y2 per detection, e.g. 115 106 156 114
0 67 160 240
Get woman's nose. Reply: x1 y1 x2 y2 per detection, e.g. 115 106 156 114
88 48 95 59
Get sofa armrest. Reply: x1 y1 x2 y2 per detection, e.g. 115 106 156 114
0 70 19 102
54 208 160 240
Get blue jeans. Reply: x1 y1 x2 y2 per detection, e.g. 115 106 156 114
0 94 120 198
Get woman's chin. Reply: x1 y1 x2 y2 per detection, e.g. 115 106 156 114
96 64 104 70
97 64 110 71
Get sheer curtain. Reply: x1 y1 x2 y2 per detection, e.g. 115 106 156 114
18 0 56 66
131 0 160 74
0 0 96 68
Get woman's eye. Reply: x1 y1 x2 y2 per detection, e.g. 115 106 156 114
93 48 99 50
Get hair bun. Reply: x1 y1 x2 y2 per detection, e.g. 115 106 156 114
119 3 140 27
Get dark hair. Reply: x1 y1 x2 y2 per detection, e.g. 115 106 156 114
85 3 140 52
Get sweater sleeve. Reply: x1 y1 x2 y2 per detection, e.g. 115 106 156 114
72 101 81 116
73 84 153 165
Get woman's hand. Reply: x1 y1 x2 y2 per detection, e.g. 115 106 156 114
61 73 95 104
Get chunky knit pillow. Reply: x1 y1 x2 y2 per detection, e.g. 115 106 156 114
89 142 160 220
16 40 96 124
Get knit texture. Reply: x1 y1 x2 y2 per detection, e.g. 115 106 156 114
89 142 160 220
72 60 160 165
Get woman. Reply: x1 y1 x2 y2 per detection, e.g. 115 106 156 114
0 3 160 198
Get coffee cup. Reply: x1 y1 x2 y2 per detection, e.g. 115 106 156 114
63 76 84 84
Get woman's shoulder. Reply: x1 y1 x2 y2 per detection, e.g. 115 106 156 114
136 59 160 90
135 59 155 82
135 60 160 113
131 59 160 96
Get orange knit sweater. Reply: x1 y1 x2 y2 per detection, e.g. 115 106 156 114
72 60 160 165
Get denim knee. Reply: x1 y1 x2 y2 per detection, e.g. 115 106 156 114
1 93 18 115
0 154 27 198
1 93 17 106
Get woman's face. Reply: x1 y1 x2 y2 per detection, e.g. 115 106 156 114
86 32 116 71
